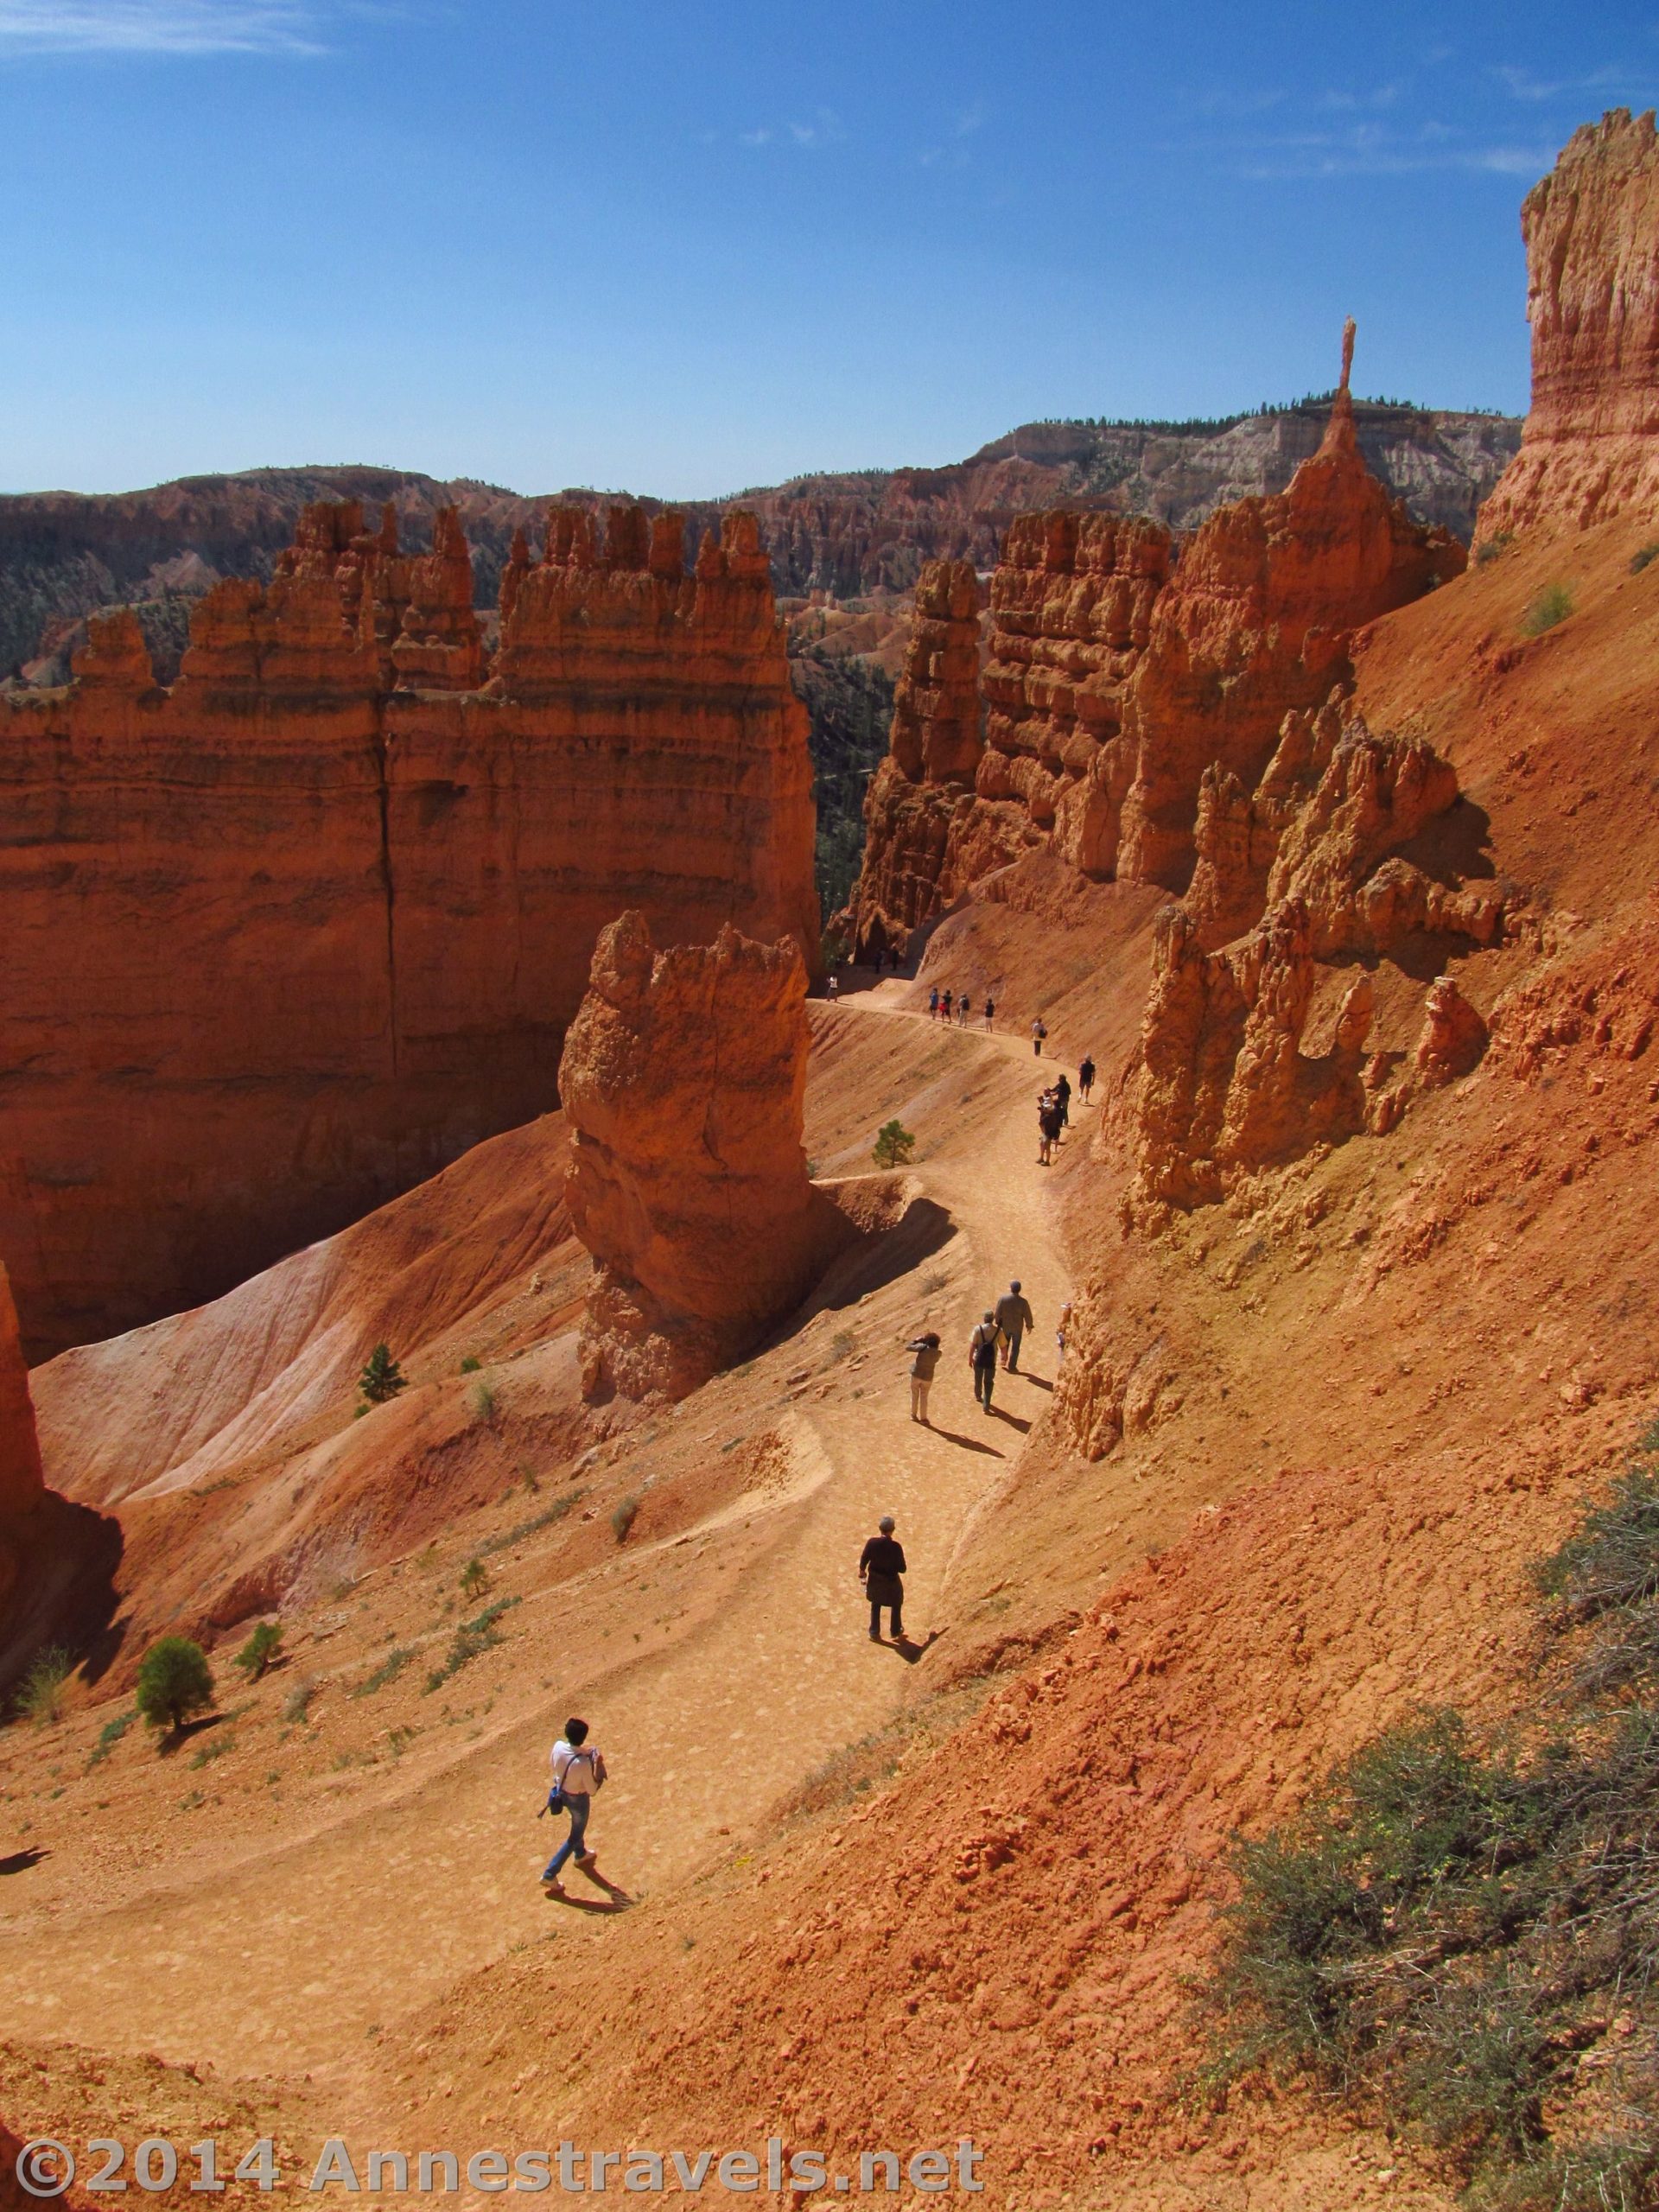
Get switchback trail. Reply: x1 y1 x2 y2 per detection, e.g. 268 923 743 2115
0 990 1086 2085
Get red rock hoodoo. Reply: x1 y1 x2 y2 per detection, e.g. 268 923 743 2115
843 332 1462 950
560 912 840 1404
0 503 817 1357
1479 109 1659 537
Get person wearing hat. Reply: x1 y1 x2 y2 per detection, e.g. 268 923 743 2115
859 1515 907 1643
995 1281 1035 1371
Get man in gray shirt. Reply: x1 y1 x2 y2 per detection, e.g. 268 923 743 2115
995 1281 1035 1371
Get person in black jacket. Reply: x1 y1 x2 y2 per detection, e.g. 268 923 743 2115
860 1515 907 1642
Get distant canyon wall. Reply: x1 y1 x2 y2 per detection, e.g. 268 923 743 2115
0 405 1520 677
0 501 817 1357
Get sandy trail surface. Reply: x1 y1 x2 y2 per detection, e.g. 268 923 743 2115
0 994 1077 2082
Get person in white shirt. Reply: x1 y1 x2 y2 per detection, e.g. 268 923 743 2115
541 1716 607 1897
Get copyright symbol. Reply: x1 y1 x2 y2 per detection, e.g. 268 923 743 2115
16 2139 75 2199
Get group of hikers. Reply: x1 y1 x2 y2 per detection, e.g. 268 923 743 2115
926 984 994 1029
537 982 1112 1894
905 1277 1038 1421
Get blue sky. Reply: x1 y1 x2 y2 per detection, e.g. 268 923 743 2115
1 0 1654 498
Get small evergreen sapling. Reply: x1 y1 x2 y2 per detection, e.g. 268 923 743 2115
232 1620 283 1681
358 1342 407 1407
136 1637 214 1736
872 1118 916 1169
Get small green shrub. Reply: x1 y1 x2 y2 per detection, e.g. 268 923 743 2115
135 1637 214 1736
478 1489 585 1559
232 1620 283 1681
86 1708 136 1768
610 1495 640 1544
1200 1419 1659 2208
357 1342 407 1407
1474 531 1513 566
283 1675 318 1725
1520 582 1573 637
353 1646 414 1698
423 1598 521 1693
459 1355 481 1374
467 1379 497 1422
1630 542 1659 574
872 1117 916 1169
14 1645 73 1726
189 1732 235 1769
459 1557 489 1599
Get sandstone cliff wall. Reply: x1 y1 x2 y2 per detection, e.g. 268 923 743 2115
1480 109 1659 537
0 505 817 1357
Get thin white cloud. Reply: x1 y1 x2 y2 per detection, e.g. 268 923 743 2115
738 106 844 151
1235 126 1562 181
1491 61 1634 103
0 1 324 54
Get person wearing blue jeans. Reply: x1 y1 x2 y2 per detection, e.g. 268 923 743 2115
541 1716 606 1895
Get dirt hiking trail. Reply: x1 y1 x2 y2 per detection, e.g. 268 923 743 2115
0 992 1081 2082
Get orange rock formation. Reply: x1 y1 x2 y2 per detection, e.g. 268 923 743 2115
561 912 842 1403
0 502 817 1356
1115 333 1463 888
844 333 1462 950
0 1263 42 1526
1479 109 1659 536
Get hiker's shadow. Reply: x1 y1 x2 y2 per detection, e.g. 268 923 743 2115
551 1866 636 1912
884 1630 944 1667
991 1408 1032 1434
1019 1375 1054 1394
930 1427 1003 1457
0 1847 48 1876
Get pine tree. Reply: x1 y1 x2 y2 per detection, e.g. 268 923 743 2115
358 1343 407 1406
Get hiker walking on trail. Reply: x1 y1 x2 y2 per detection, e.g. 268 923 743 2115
970 1310 1000 1411
1031 1016 1047 1057
957 992 970 1027
995 1281 1035 1371
1077 1056 1096 1103
827 973 840 1001
1038 1090 1063 1166
941 988 953 1022
541 1717 607 1897
928 986 939 1018
1057 1300 1073 1368
861 1515 907 1642
983 996 995 1031
1055 1071 1071 1131
906 1330 942 1423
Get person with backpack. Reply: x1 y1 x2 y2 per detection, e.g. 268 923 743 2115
969 1310 1000 1411
1038 1090 1063 1166
983 996 995 1031
906 1329 942 1423
928 986 939 1018
1054 1071 1071 1131
941 988 953 1023
1031 1016 1047 1057
860 1515 907 1642
995 1281 1035 1371
541 1716 607 1897
1077 1055 1096 1103
957 991 969 1027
